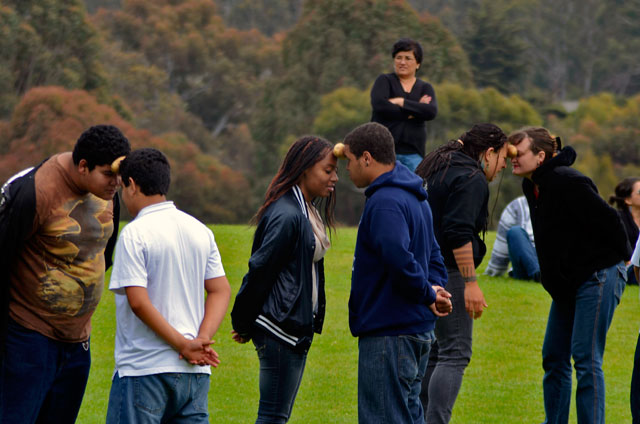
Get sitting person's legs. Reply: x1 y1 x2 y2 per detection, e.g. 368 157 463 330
507 226 540 281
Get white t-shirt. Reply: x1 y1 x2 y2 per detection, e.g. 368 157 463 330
109 201 225 377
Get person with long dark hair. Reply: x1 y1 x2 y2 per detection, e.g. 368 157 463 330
510 126 630 424
609 177 640 284
415 123 508 423
230 136 338 423
370 38 437 171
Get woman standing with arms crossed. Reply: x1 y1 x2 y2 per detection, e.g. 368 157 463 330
371 38 437 172
415 123 508 423
510 127 630 424
231 136 338 423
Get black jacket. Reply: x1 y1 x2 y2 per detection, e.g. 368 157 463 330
0 163 120 351
231 187 326 353
425 151 489 269
618 207 639 249
370 73 437 157
523 146 631 300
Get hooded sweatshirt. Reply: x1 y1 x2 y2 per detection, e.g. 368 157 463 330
523 146 631 300
425 151 489 269
349 162 447 337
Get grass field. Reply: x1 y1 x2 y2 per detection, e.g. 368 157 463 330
77 225 639 423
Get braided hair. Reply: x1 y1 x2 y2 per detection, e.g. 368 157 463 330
415 123 507 181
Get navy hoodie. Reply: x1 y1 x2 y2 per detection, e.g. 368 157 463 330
349 162 447 337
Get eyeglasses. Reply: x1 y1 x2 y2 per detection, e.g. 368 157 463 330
394 55 415 62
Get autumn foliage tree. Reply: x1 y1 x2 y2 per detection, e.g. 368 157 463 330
0 86 253 223
0 0 107 117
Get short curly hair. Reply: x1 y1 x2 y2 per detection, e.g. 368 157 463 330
72 125 131 170
344 122 396 165
120 148 171 196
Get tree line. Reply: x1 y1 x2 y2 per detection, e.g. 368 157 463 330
1 0 638 225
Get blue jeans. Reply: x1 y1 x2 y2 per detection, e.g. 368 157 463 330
542 262 626 424
358 330 434 424
253 331 308 423
422 268 473 424
396 153 423 172
0 318 91 424
106 372 210 423
507 226 540 281
631 332 640 423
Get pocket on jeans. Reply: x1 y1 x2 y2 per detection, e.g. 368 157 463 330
191 374 210 413
614 263 627 302
133 376 164 415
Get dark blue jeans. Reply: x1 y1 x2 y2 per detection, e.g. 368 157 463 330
358 331 434 424
542 262 626 424
0 318 91 424
507 226 540 281
252 331 308 423
106 372 210 423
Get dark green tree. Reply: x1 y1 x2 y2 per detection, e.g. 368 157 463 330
0 0 107 117
251 0 472 183
461 0 528 93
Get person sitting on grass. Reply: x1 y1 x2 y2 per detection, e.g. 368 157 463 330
484 195 540 281
106 148 231 423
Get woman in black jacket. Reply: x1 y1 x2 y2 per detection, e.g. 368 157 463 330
510 127 630 424
415 123 508 424
370 38 437 171
231 136 338 423
609 177 640 284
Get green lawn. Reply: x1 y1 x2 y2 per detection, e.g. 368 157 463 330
78 225 638 423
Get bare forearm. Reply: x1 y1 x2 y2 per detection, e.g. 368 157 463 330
126 287 187 352
198 276 231 340
452 242 476 282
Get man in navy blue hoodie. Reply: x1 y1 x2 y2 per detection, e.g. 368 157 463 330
342 122 451 424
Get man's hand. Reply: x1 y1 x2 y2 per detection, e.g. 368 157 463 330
178 337 220 367
420 94 432 104
464 281 487 320
388 97 404 107
429 286 452 317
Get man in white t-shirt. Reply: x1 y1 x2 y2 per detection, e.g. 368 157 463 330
106 148 231 423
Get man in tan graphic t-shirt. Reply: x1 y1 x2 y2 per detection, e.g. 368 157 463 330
0 125 130 424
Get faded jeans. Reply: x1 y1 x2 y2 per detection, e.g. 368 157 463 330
106 372 210 423
358 331 434 424
542 262 626 424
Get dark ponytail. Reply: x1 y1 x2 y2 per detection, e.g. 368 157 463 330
416 123 506 181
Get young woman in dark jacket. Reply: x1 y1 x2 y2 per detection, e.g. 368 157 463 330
415 123 508 424
510 127 630 424
609 177 640 284
231 136 338 423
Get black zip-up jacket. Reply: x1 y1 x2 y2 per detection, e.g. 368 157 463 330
425 151 489 269
231 187 326 353
523 146 631 301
